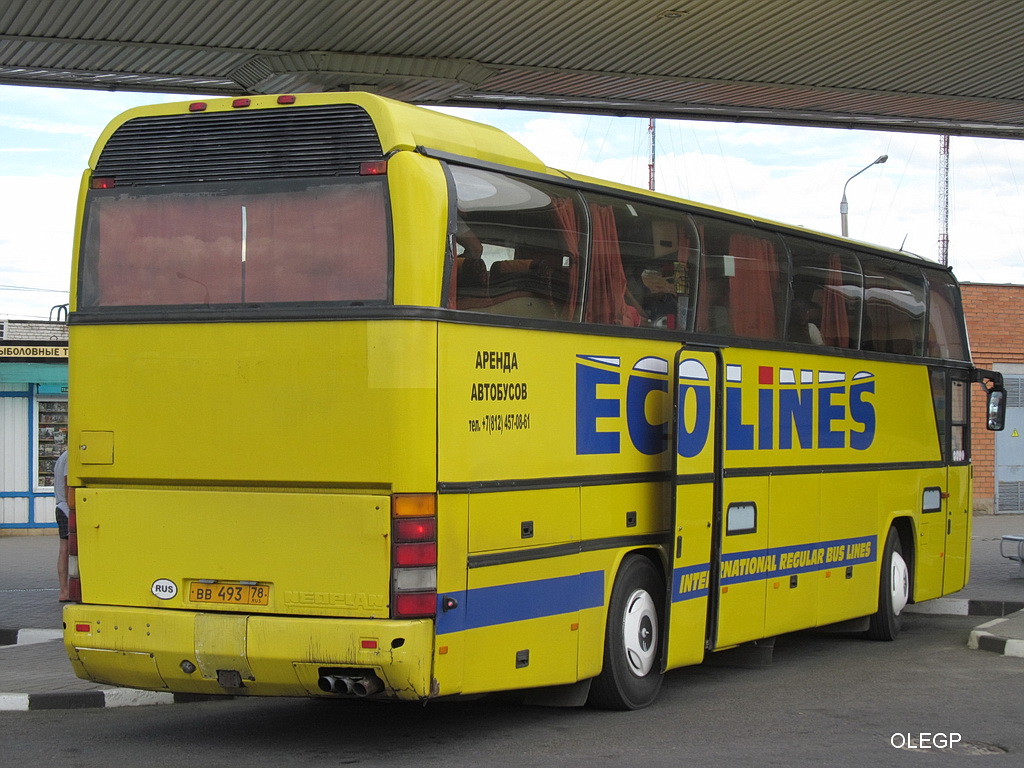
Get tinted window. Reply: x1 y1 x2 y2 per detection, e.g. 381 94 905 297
785 237 863 349
80 177 390 308
925 272 969 360
693 217 788 340
579 192 700 329
450 166 584 321
860 256 927 355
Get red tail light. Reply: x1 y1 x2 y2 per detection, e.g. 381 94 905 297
394 517 437 542
359 160 388 176
394 542 437 567
391 495 436 618
394 592 436 618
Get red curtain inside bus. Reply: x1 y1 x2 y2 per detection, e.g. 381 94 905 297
728 232 780 339
552 196 581 315
820 253 852 347
585 204 634 326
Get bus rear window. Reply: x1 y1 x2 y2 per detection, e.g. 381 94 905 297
79 177 390 309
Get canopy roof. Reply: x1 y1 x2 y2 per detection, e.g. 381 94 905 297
3 0 1023 138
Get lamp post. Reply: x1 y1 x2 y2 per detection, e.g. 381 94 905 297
840 154 888 237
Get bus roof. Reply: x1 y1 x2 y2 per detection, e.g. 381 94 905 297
89 91 549 175
91 91 942 272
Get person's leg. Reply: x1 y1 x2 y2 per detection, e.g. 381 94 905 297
58 537 70 600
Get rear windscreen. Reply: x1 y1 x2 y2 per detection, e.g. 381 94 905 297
79 176 390 309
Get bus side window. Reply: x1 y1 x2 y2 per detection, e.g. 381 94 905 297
925 272 970 360
449 165 585 321
579 194 699 330
694 217 788 340
784 236 863 349
861 255 927 356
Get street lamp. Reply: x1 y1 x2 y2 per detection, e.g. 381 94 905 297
840 154 888 237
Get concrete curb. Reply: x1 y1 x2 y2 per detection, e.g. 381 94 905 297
968 616 1024 658
0 628 63 646
904 598 1024 617
0 690 227 712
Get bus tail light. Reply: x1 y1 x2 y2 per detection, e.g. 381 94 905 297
360 160 388 176
391 494 436 619
67 506 82 603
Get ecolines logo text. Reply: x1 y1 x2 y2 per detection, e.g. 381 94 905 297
575 355 876 457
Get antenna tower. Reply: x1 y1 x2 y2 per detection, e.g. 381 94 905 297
938 135 950 266
648 118 656 191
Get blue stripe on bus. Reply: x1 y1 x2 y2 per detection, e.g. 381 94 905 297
720 535 877 586
437 536 878 632
672 535 878 600
436 571 605 635
673 563 711 602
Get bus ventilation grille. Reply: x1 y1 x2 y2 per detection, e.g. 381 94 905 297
94 104 383 185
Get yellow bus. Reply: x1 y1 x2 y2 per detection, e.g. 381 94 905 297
63 92 1005 710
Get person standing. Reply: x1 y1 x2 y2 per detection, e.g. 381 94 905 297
53 449 72 602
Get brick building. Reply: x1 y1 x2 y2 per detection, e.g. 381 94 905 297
961 283 1024 514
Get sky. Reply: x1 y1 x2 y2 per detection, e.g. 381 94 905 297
3 83 1024 320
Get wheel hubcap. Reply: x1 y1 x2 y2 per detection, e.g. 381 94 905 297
622 588 658 676
890 550 909 616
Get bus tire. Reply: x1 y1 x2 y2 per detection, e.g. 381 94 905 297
867 526 909 641
588 554 664 710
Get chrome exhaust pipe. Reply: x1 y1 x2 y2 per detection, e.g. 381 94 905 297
349 675 383 697
317 674 354 694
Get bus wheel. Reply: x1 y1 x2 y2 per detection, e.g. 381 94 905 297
588 555 664 710
867 526 909 641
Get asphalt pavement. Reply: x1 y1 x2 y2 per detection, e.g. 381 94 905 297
2 514 1023 712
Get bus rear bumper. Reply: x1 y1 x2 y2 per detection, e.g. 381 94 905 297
63 604 436 700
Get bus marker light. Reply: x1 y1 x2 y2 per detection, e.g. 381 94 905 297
277 94 296 104
438 646 448 655
75 623 90 633
91 177 116 189
359 161 388 176
188 102 208 112
393 494 435 517
232 98 251 108
361 639 378 650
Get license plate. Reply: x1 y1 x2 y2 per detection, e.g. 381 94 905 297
188 582 270 606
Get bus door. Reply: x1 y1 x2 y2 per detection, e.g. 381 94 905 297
920 369 971 598
943 375 971 593
663 347 718 670
710 350 773 649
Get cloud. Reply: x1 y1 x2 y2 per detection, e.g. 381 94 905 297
0 175 77 318
5 94 1024 319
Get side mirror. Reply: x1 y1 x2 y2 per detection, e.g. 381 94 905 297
987 387 1006 431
